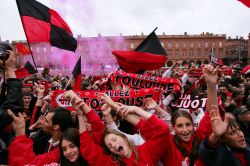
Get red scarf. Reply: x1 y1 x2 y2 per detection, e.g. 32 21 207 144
51 88 162 110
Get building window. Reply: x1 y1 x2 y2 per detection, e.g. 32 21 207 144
37 47 40 52
212 42 215 47
175 42 179 48
197 42 201 48
161 42 164 47
205 49 209 57
219 42 223 47
37 56 40 61
183 42 186 48
190 42 194 48
182 50 186 57
219 48 223 57
197 49 201 57
130 43 134 49
205 42 208 48
175 50 179 57
168 42 172 49
190 50 194 57
44 56 47 61
167 50 172 56
44 47 46 52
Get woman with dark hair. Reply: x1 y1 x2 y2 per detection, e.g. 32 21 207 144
60 128 88 166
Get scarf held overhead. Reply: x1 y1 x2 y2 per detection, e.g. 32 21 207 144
51 88 162 110
110 72 181 92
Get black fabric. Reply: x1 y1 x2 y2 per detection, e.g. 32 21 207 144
30 129 50 154
135 27 166 55
25 61 37 74
50 24 77 52
0 78 23 131
72 56 81 78
16 0 50 22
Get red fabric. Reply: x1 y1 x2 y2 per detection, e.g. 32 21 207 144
8 135 60 165
16 43 31 55
15 68 31 79
85 109 105 145
112 50 167 74
162 111 212 166
234 152 247 166
80 115 169 166
30 105 39 126
239 0 250 7
241 64 250 74
49 9 72 34
21 16 50 43
51 88 162 110
73 74 81 90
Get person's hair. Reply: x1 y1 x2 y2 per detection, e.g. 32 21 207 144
171 109 193 126
48 107 75 132
101 128 139 166
60 128 88 166
171 110 199 166
231 88 244 99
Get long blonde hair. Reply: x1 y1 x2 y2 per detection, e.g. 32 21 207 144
101 128 139 166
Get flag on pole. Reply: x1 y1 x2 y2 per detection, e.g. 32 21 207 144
238 0 250 8
72 56 81 90
16 43 31 55
112 27 167 74
15 61 37 78
16 0 77 52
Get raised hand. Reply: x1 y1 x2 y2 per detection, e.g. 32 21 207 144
144 98 158 110
7 109 25 136
209 105 234 137
202 65 218 86
98 93 118 110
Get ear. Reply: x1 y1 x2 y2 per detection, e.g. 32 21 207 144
53 124 60 131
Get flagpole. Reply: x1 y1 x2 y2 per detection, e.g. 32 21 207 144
64 54 82 90
15 0 38 71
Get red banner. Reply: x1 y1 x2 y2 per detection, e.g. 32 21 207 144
51 88 162 110
110 72 181 92
16 43 31 55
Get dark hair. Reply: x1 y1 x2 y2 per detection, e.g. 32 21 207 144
60 128 88 166
101 128 138 166
49 107 75 132
171 109 193 126
171 110 199 166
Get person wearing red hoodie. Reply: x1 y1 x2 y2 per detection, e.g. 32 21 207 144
63 90 169 166
159 64 218 166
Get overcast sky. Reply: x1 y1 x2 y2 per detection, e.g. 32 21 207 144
1 0 250 42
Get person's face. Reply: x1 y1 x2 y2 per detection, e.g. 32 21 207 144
238 111 250 123
43 112 54 133
223 125 246 149
174 117 194 142
104 133 131 158
23 95 32 108
22 86 32 93
83 116 92 132
218 87 227 93
237 92 245 100
85 84 92 90
61 139 80 163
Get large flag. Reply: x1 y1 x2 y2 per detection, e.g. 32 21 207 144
238 0 250 8
72 56 81 90
16 0 77 52
16 43 31 55
15 61 37 78
112 27 167 74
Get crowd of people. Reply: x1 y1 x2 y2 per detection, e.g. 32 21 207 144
0 42 249 166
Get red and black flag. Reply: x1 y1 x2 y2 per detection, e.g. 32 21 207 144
112 27 167 74
238 0 250 8
16 43 31 55
15 61 37 79
72 56 81 90
16 0 77 52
